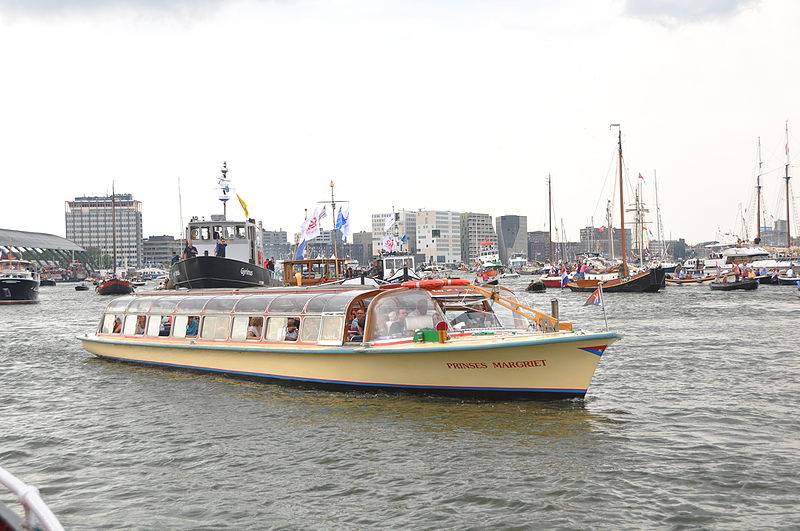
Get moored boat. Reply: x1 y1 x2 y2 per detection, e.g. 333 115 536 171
77 280 620 400
665 272 735 286
0 257 40 304
709 278 759 291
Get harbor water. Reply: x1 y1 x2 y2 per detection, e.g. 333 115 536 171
1 280 799 529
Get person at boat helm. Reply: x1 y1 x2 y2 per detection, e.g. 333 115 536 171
389 308 409 335
182 240 198 260
214 238 227 258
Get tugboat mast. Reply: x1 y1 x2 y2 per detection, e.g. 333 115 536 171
218 161 230 220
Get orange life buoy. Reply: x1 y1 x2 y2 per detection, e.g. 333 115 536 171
401 278 471 289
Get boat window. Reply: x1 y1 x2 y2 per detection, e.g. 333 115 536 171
176 297 210 313
489 288 529 330
265 317 288 342
225 226 236 239
190 227 200 240
367 290 444 341
123 315 138 335
319 316 345 344
234 295 278 314
101 314 122 334
203 297 240 313
305 293 336 313
133 315 147 335
444 302 500 331
127 298 157 314
150 297 184 312
185 315 200 337
285 318 299 341
268 294 312 313
173 315 188 338
200 227 211 240
320 292 365 314
201 316 229 340
146 315 170 337
301 316 320 343
236 226 246 239
231 316 263 341
212 226 224 240
105 296 135 313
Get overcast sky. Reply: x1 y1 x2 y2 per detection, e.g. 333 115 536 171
0 0 797 245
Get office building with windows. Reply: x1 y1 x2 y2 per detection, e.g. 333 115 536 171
65 194 143 268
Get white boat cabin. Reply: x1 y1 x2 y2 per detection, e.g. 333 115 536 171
186 215 264 264
96 285 534 348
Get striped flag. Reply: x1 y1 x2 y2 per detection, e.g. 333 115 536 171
583 286 603 306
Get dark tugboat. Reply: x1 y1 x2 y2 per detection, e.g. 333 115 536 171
568 124 665 293
0 256 40 304
170 162 279 289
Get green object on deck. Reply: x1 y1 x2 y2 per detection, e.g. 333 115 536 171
413 330 442 343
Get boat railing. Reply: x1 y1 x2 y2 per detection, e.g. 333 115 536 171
0 466 64 531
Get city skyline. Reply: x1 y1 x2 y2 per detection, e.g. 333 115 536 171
0 0 798 245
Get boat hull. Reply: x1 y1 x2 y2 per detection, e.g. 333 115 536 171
171 256 279 289
0 278 39 304
96 279 134 295
567 268 665 293
666 273 734 286
709 279 759 291
78 332 620 400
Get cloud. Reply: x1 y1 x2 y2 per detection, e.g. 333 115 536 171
0 0 226 16
624 0 760 25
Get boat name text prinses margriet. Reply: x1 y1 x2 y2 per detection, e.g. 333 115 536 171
446 360 547 370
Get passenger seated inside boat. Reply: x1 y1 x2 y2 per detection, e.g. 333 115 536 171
285 318 298 341
389 309 409 335
159 316 172 336
351 315 365 342
134 315 146 335
247 317 264 340
186 316 199 337
112 317 122 334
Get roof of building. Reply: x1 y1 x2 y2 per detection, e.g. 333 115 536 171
0 228 85 251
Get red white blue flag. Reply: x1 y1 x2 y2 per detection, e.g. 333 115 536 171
583 286 603 306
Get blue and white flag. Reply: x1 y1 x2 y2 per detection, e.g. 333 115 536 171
335 205 351 240
295 239 307 260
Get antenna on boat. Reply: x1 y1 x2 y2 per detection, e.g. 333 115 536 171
218 161 230 220
178 176 185 247
548 174 553 265
316 182 348 275
610 123 628 277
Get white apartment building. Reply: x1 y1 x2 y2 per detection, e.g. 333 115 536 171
416 210 462 264
371 210 417 256
460 212 497 265
65 194 144 268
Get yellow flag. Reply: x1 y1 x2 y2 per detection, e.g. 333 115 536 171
237 194 249 218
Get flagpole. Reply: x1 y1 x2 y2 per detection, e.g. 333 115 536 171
600 283 608 331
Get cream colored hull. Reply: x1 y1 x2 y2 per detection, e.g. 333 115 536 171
79 332 620 400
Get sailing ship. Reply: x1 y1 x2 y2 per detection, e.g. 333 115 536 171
171 163 280 289
96 185 134 296
568 125 665 293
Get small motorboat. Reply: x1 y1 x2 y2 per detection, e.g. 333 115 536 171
39 279 57 286
75 284 90 291
709 278 759 291
525 280 546 292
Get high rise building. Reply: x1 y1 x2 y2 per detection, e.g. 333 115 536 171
371 210 417 256
416 210 462 264
460 213 496 265
351 231 373 268
262 229 290 261
142 235 181 267
65 194 143 268
527 231 550 262
496 215 528 264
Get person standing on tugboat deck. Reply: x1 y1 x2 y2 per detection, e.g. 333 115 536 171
182 240 198 260
214 238 227 258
